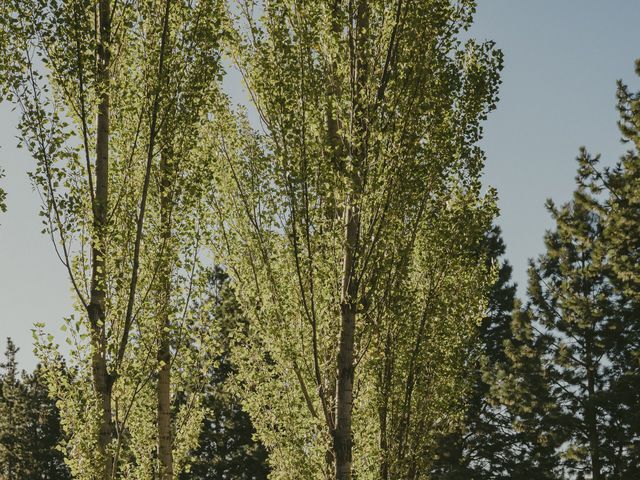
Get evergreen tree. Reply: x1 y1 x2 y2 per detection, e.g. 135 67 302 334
491 304 564 479
0 338 28 479
430 226 516 479
596 61 640 476
0 339 70 479
519 154 627 479
431 226 562 479
182 269 269 480
21 365 71 479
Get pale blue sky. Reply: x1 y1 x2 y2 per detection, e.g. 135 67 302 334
1 0 639 368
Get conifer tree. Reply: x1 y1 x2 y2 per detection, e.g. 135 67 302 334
0 339 71 479
596 61 640 476
182 269 269 480
0 339 28 479
491 304 563 479
430 226 519 479
431 226 563 480
509 152 633 479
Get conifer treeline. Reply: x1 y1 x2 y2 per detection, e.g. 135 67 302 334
432 62 640 479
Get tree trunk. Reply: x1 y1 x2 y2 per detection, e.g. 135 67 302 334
335 199 359 480
157 318 173 480
334 2 368 478
89 0 113 476
586 359 601 480
157 148 174 479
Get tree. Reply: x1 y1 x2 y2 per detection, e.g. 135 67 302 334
0 338 28 479
499 151 637 479
209 1 502 478
2 0 226 476
0 338 71 479
429 226 520 479
594 60 640 476
527 160 615 479
182 268 270 480
430 225 565 480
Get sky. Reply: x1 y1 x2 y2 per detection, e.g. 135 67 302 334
1 0 640 369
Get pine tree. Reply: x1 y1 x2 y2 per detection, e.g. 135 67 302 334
431 226 561 479
182 269 269 480
596 60 640 477
0 338 28 479
521 153 627 479
0 339 70 479
21 365 71 479
430 226 515 479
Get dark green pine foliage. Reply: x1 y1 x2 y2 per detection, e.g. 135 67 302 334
432 226 561 479
0 338 28 479
492 303 563 479
597 63 640 476
181 269 269 480
430 226 517 479
524 155 628 479
0 338 70 479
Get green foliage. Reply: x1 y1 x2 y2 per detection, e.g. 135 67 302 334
181 268 269 480
0 338 71 479
0 168 6 216
208 1 502 478
483 142 640 478
524 157 618 478
2 0 228 475
430 226 521 479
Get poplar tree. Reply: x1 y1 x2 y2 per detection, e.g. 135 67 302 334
1 0 226 476
209 1 502 478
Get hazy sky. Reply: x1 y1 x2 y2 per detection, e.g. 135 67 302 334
2 0 640 369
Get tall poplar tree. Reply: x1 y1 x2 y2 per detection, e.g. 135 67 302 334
209 1 502 478
1 0 226 476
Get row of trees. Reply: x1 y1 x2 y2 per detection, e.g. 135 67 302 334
4 131 640 479
1 0 503 478
0 271 269 479
0 1 638 480
3 135 640 480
